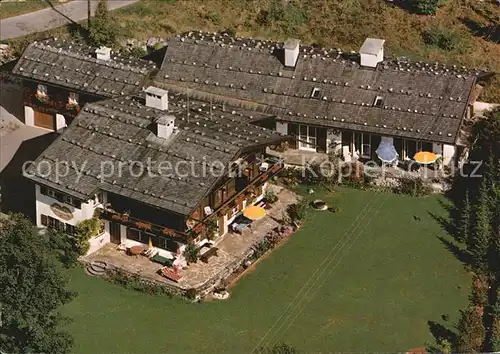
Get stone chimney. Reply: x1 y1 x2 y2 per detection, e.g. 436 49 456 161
156 115 176 140
284 38 300 68
95 46 111 61
359 38 385 68
145 86 168 111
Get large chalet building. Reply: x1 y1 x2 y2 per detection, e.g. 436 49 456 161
24 87 286 256
12 39 156 131
153 31 485 166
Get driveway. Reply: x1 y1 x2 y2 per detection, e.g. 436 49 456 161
0 0 138 41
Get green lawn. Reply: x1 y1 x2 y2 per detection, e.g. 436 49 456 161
0 0 49 20
64 188 470 353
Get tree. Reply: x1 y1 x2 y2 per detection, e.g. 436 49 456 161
411 0 441 15
456 307 486 353
89 0 118 48
470 184 492 272
457 192 472 244
0 214 75 353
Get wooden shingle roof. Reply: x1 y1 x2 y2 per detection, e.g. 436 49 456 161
13 38 156 97
24 92 286 216
155 31 482 144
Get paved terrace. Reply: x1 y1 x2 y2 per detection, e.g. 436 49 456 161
85 186 297 290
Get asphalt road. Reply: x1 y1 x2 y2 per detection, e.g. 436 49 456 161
0 0 138 41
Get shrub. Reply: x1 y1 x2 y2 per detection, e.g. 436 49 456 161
45 228 80 267
287 198 309 222
75 217 103 255
303 162 339 186
183 243 199 264
423 25 462 51
412 0 442 15
127 46 147 58
394 177 432 197
257 0 307 34
252 239 270 259
90 0 119 48
265 190 278 204
107 269 173 296
204 218 219 240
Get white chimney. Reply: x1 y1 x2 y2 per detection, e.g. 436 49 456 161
284 38 300 68
359 38 385 68
156 115 176 140
145 86 168 111
95 46 111 61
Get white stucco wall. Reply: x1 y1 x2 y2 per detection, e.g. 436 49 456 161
55 114 67 131
35 184 102 227
432 143 443 156
326 129 342 155
87 220 110 255
24 106 34 127
442 144 456 166
276 121 288 135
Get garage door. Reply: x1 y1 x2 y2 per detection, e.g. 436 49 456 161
34 110 55 130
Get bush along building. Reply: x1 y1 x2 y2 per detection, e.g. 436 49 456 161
12 38 156 131
24 87 287 258
154 31 487 167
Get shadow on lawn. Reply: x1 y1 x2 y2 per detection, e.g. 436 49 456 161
426 320 457 352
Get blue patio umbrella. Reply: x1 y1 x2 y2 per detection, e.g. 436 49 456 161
376 139 398 163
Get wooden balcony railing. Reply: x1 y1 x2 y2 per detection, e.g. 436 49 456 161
24 92 81 118
99 208 190 243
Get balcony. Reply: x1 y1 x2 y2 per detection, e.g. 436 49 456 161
99 208 190 243
24 92 81 118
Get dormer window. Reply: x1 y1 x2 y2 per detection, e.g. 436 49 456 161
37 84 48 97
68 92 79 105
311 87 321 99
373 96 384 107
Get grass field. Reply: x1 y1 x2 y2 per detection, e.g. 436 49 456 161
0 0 49 20
63 188 470 353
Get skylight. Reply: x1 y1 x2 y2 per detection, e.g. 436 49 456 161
373 96 384 107
311 87 321 99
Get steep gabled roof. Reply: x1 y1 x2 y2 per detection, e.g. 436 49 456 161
13 38 156 97
155 31 481 144
24 92 286 216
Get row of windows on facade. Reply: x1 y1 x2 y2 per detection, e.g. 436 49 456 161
40 185 104 208
37 84 78 105
126 228 179 252
311 87 384 107
41 214 76 235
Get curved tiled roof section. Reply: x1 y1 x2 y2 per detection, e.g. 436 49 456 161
24 92 286 216
156 31 481 144
13 38 157 97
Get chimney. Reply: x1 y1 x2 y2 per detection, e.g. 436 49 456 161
284 38 300 68
145 86 168 111
156 115 177 140
359 38 385 68
95 46 111 61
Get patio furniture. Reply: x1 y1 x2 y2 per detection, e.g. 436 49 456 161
158 266 182 282
231 215 253 234
200 247 219 263
151 254 174 267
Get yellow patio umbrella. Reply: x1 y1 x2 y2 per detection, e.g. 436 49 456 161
414 151 438 165
243 205 266 221
148 236 153 249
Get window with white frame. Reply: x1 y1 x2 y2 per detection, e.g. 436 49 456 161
298 125 317 150
37 84 48 97
311 87 321 99
68 92 79 105
353 132 371 159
